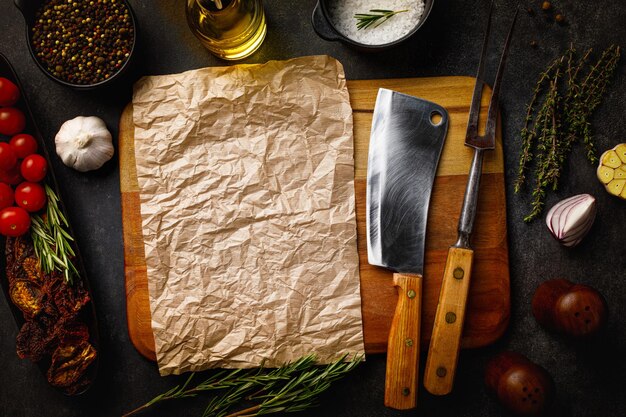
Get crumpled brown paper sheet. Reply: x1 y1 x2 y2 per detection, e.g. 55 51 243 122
132 55 365 375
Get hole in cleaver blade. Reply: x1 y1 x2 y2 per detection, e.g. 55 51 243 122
366 88 449 275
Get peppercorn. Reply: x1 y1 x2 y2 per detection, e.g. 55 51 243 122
541 1 552 11
31 0 134 85
527 7 535 16
555 13 565 23
530 40 538 48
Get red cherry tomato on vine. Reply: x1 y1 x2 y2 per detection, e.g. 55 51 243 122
0 77 20 107
0 108 26 136
0 165 23 185
0 183 14 210
0 206 30 237
15 182 46 212
10 134 38 159
0 143 17 170
20 154 47 182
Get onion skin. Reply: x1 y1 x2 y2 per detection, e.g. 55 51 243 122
545 194 596 248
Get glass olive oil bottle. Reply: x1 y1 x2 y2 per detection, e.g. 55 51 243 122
186 0 266 60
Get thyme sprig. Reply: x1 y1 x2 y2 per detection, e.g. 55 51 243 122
31 184 78 284
516 45 621 222
122 354 362 417
354 9 408 30
515 55 564 193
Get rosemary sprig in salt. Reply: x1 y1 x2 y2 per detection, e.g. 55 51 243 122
354 9 408 30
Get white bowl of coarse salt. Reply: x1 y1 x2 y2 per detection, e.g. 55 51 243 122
312 0 433 50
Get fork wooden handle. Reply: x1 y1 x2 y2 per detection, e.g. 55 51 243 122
424 247 474 395
385 273 422 409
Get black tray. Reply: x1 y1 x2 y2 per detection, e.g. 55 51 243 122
0 53 99 395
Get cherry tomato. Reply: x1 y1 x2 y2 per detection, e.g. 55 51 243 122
0 165 23 185
0 183 14 210
0 143 17 170
0 77 20 107
0 108 26 136
20 154 47 182
0 206 30 237
10 134 38 158
15 182 46 212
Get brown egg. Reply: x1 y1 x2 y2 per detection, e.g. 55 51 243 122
532 279 608 337
485 351 555 416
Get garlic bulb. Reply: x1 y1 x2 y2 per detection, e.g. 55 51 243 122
55 116 114 172
597 143 626 199
545 194 597 248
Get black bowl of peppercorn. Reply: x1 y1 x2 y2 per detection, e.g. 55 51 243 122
14 0 137 90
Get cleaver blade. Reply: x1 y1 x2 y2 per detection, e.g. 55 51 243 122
366 88 448 410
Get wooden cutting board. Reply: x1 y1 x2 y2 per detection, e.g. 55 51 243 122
119 76 510 361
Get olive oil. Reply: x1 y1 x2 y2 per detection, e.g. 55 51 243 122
186 0 266 60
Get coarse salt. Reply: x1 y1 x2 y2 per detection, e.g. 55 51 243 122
328 0 426 45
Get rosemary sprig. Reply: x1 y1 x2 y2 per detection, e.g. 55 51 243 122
122 354 362 417
516 45 621 222
354 9 408 30
30 184 78 284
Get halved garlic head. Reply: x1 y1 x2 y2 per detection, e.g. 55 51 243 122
545 194 597 248
597 144 626 199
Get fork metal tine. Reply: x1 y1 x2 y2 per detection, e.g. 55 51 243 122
484 8 519 142
466 1 494 140
466 4 518 150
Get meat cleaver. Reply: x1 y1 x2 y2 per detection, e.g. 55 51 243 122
366 88 448 409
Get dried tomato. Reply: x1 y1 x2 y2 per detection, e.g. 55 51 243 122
10 280 43 317
7 234 96 395
22 256 43 283
5 237 28 284
16 320 49 361
58 321 90 345
53 279 90 317
47 341 97 389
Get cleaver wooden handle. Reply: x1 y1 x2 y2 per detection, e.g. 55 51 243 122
385 273 422 409
424 247 474 395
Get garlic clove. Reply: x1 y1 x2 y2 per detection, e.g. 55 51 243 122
607 179 626 196
614 167 626 179
615 143 626 163
602 149 622 168
545 194 596 248
597 165 614 183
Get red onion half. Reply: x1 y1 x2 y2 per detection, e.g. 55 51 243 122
545 194 597 248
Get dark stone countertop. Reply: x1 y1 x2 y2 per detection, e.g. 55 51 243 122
0 1 624 416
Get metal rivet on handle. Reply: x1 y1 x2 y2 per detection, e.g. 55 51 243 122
405 338 414 347
445 312 457 323
402 387 410 396
407 289 416 299
436 367 447 378
453 267 464 280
